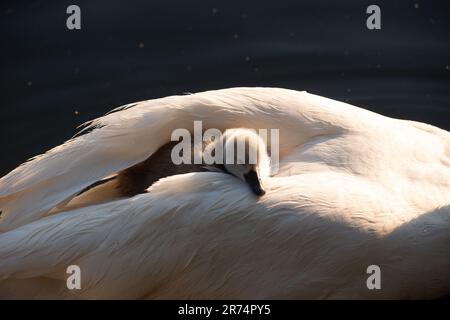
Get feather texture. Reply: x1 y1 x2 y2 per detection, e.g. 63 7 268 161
0 87 449 298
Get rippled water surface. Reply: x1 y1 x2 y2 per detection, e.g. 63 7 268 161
1 0 449 176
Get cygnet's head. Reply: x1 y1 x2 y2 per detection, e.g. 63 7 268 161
218 128 270 196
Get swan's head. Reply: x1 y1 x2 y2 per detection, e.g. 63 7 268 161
219 128 270 196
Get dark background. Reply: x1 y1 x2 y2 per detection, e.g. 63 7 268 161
1 0 449 177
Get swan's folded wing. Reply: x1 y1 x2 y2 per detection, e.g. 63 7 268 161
0 88 357 230
3 87 446 231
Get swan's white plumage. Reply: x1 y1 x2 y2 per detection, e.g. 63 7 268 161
0 87 449 298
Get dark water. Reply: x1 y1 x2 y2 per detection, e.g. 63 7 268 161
1 0 449 177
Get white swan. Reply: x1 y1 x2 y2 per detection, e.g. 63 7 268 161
0 87 449 299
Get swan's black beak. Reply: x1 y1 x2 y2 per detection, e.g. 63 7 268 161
244 170 266 196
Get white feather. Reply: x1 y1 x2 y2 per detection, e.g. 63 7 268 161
0 87 449 298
